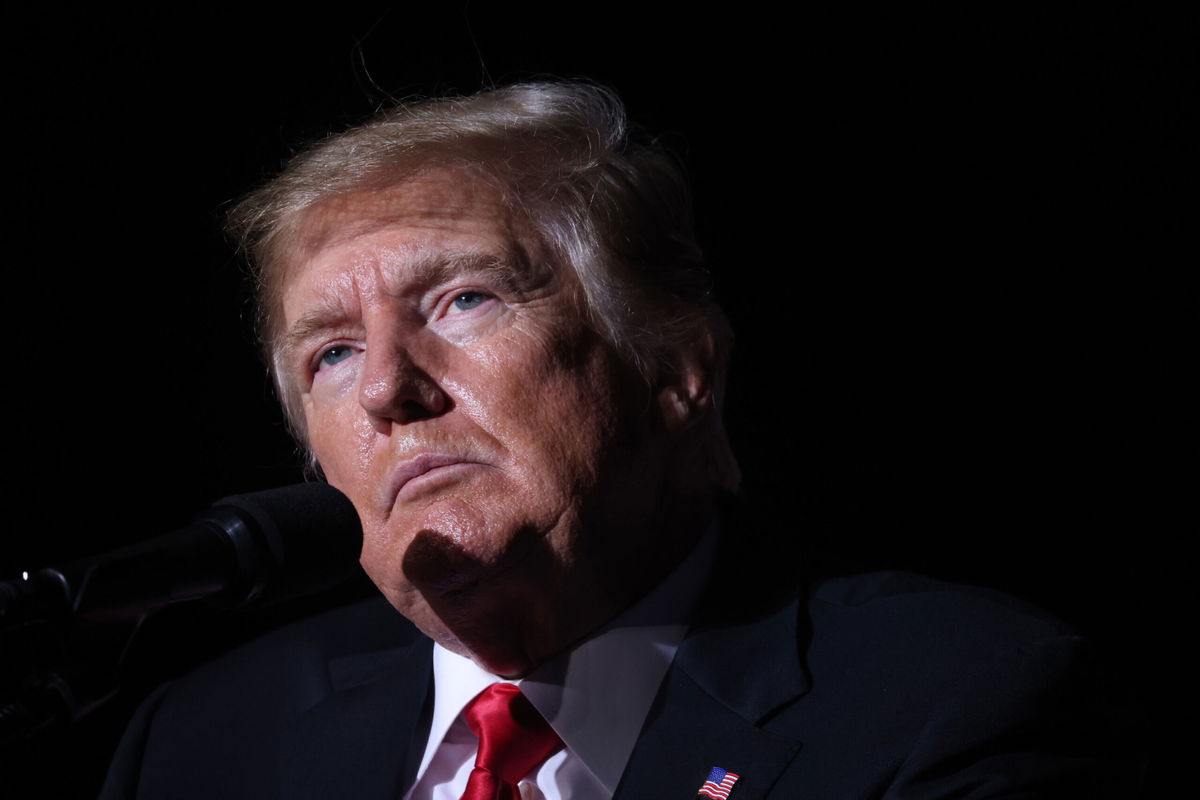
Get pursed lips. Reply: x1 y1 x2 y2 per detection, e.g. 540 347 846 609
386 452 489 506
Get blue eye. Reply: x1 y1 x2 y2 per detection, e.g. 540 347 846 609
318 345 354 369
451 291 487 312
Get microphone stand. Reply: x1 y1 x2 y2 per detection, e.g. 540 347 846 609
0 506 259 746
0 607 136 746
0 483 363 747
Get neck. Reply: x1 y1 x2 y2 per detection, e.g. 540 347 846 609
423 494 718 678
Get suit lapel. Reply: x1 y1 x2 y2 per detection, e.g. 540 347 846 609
280 634 434 800
615 668 803 800
616 523 811 800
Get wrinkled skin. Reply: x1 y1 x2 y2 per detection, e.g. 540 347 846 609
278 170 712 676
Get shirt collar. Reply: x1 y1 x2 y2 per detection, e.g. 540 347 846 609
416 526 717 793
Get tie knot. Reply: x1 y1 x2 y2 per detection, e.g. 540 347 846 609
463 683 563 786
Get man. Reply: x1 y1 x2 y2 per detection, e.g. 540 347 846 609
101 83 1138 799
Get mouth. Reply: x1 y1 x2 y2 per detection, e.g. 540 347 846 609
388 453 487 505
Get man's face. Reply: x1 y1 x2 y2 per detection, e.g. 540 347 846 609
278 171 673 675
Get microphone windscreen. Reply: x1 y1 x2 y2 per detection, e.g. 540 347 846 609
210 482 364 605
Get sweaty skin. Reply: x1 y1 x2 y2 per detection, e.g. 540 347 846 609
278 171 712 677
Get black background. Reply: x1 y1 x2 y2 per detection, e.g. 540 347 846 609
2 6 1191 796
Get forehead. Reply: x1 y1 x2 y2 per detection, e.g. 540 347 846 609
298 170 531 258
278 173 559 335
272 170 556 347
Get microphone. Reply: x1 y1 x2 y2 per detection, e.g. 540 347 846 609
0 483 363 631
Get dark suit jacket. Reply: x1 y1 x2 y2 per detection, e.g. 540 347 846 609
99 563 1141 799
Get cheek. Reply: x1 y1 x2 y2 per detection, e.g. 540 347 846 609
306 398 375 485
503 350 626 489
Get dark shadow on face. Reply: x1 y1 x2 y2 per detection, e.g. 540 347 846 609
401 523 568 676
402 524 542 596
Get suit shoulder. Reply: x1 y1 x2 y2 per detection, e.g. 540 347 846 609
159 595 424 709
100 597 430 800
768 572 1141 797
793 569 1093 746
807 569 1079 649
230 594 423 664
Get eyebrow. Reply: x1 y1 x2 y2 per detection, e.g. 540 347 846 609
278 251 545 362
279 299 356 363
403 252 531 296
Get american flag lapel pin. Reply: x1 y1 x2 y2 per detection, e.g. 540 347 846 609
695 766 741 799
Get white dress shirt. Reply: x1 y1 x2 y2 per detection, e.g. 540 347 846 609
403 529 717 800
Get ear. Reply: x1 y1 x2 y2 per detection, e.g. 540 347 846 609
655 331 716 434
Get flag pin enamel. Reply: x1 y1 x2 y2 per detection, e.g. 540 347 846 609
696 766 741 799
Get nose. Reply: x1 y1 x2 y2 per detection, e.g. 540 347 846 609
358 337 449 428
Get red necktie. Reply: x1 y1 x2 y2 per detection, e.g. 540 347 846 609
460 683 563 800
